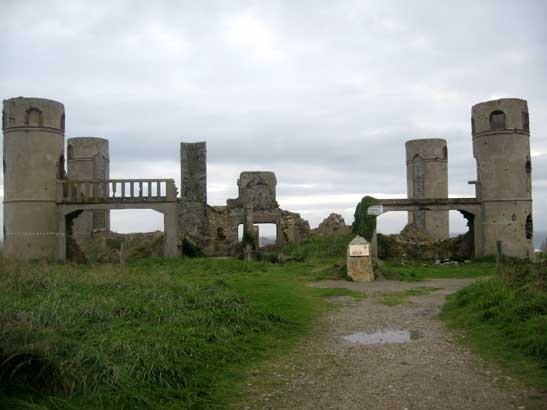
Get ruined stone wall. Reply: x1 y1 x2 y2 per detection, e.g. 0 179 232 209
279 211 310 245
313 213 352 236
196 171 310 255
205 206 239 255
227 171 278 209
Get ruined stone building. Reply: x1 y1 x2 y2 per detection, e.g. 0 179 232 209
2 97 309 261
179 142 310 256
2 96 535 261
376 98 534 259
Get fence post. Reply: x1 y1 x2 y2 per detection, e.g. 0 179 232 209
120 239 128 272
496 240 503 278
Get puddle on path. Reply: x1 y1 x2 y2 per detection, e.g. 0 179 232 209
342 330 411 345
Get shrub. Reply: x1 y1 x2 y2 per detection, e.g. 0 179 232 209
352 196 378 241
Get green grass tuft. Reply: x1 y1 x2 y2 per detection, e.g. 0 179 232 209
374 286 441 306
0 256 337 410
378 260 496 281
441 260 547 388
279 234 352 264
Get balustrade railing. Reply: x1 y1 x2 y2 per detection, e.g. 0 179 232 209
57 179 177 203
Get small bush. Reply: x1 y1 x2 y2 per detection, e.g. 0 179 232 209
352 196 378 241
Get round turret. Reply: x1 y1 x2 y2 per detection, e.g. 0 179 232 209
405 138 449 240
3 97 65 260
471 98 533 258
67 137 110 237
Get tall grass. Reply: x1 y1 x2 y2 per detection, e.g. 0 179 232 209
441 259 547 386
0 256 335 409
280 233 352 263
378 260 496 281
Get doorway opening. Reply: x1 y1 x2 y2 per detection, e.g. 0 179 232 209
238 223 277 248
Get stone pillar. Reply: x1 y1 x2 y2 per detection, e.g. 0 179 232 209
66 137 110 250
163 203 179 257
405 138 449 240
347 236 374 282
253 225 260 246
179 142 208 249
243 201 255 261
3 97 65 260
472 98 534 258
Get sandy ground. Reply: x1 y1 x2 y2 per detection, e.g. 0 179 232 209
237 278 546 410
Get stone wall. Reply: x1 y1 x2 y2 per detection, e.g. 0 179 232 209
313 213 352 236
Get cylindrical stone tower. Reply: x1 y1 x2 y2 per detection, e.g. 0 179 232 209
472 98 533 258
67 137 110 243
2 97 65 260
405 138 449 240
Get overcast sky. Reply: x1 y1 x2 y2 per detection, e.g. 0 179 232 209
1 0 546 238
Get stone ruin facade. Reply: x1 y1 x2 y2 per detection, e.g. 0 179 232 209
1 97 309 261
375 98 534 259
1 96 536 261
178 142 310 256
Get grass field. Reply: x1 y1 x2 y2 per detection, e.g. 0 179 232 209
378 259 496 281
1 239 544 409
0 256 358 410
441 259 547 388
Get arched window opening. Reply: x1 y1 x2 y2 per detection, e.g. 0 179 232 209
1 110 5 129
443 146 448 160
60 113 66 132
67 144 74 160
216 227 226 241
25 107 43 126
525 160 532 174
522 112 529 132
489 110 506 131
471 118 475 134
525 215 533 240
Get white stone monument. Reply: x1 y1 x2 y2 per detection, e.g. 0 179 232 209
347 235 374 282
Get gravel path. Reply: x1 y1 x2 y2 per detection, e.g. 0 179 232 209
238 278 546 410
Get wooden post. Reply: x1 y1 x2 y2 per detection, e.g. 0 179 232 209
496 240 503 278
120 239 128 272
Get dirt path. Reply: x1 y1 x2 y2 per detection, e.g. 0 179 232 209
238 278 545 410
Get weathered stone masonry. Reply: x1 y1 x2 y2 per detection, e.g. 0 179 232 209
2 98 310 261
375 98 534 259
178 147 310 256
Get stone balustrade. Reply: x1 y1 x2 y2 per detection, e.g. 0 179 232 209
57 178 177 203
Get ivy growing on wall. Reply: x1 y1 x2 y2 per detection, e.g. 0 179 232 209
352 196 379 241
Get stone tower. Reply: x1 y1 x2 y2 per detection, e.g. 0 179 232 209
405 138 449 240
472 98 534 258
2 97 65 260
67 137 110 243
178 142 208 246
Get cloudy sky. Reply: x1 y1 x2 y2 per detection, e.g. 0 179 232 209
1 0 546 238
